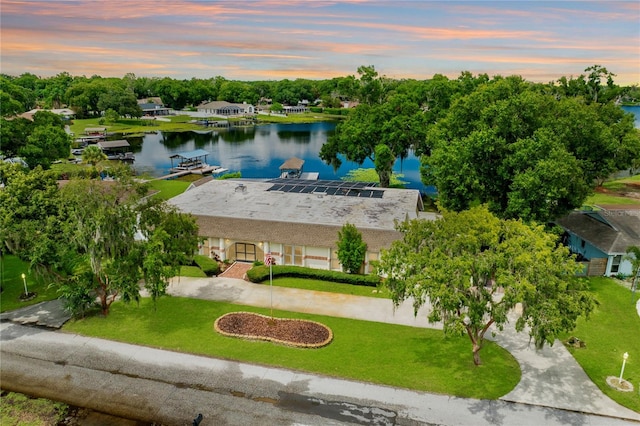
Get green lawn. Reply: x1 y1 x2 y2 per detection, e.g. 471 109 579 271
614 174 640 184
267 277 391 298
177 266 207 277
255 112 342 124
69 116 205 136
69 113 340 136
0 391 69 425
0 255 60 313
561 277 640 413
64 296 520 399
145 179 192 200
584 193 640 206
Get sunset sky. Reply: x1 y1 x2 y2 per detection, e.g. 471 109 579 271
2 0 639 84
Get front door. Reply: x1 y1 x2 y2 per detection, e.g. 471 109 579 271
234 242 257 262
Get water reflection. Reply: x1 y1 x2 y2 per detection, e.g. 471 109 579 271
127 122 429 191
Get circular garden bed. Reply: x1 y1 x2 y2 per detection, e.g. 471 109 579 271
214 312 333 348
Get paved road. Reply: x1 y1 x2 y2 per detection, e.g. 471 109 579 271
1 276 639 425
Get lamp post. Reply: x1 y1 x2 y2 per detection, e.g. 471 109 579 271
619 352 629 384
21 273 28 295
265 252 274 318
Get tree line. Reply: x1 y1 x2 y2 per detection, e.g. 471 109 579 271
2 65 639 118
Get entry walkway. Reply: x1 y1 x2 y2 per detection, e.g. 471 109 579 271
164 275 640 421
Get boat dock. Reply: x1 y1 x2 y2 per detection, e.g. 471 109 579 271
161 149 229 179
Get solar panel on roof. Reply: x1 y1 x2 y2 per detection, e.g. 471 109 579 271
325 187 338 195
265 179 383 198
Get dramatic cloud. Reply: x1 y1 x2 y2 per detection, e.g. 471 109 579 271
1 0 638 84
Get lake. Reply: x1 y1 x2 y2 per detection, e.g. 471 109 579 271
621 105 640 128
125 106 640 193
126 121 430 192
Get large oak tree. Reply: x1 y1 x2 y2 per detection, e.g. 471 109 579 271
376 206 595 365
422 75 640 222
320 92 427 187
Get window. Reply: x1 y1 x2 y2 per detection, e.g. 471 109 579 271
234 243 256 262
611 255 622 274
284 245 303 266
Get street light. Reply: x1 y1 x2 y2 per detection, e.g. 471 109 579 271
619 352 629 384
21 273 28 295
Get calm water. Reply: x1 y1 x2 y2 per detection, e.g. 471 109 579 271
621 105 640 128
127 122 430 192
125 106 639 192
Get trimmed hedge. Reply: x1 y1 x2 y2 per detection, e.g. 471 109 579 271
322 107 350 116
246 265 380 287
194 255 219 276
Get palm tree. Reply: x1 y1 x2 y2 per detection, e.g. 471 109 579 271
624 246 640 296
82 145 107 167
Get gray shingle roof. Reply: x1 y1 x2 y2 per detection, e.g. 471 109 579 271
168 179 428 250
556 208 640 254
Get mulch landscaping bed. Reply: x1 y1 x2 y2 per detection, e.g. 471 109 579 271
214 312 333 348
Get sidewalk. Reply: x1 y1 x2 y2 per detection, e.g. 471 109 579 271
164 275 640 421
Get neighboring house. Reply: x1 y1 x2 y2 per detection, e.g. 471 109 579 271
197 101 255 116
283 105 307 114
137 98 171 116
168 178 435 274
340 100 360 109
16 108 76 121
556 206 640 276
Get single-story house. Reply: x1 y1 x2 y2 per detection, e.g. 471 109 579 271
168 178 435 273
137 98 171 116
283 105 307 114
16 108 76 121
556 206 640 276
197 101 255 117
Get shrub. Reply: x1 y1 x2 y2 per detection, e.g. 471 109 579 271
246 265 380 287
336 223 367 274
194 254 219 276
217 171 241 180
323 107 342 115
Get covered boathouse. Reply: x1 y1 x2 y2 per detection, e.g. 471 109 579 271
169 149 228 175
